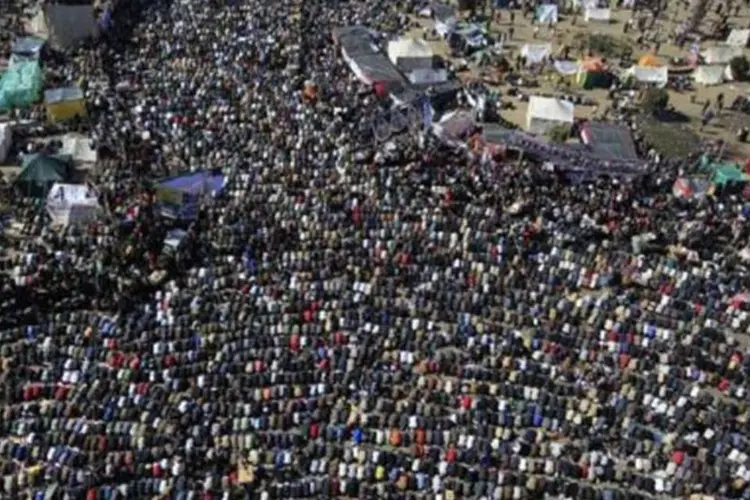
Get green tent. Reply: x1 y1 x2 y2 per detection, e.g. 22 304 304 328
712 164 748 187
0 61 43 111
15 154 73 197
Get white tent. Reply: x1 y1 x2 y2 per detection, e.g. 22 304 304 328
627 65 668 87
60 134 98 164
45 3 98 49
520 43 551 65
387 38 433 66
702 45 743 64
573 0 598 9
693 65 725 85
535 4 558 24
26 10 49 39
0 123 11 164
46 183 101 226
727 29 750 47
553 60 580 75
584 8 611 22
526 96 574 135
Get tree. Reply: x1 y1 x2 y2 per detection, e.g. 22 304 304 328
729 56 750 81
546 124 570 143
640 87 669 115
686 0 709 34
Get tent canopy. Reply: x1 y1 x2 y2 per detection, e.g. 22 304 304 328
520 43 551 65
387 38 433 66
554 60 580 76
713 164 748 186
580 57 606 71
584 7 611 22
527 96 574 134
702 45 742 64
45 3 97 49
693 65 725 85
16 154 74 196
627 65 668 86
0 61 44 110
159 171 226 195
156 170 226 219
535 4 558 24
638 54 663 67
11 36 45 58
61 134 97 163
46 182 100 225
44 86 85 104
727 28 750 47
580 122 638 161
345 52 407 85
528 96 574 123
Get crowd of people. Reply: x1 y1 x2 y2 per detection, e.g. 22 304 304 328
2 0 750 499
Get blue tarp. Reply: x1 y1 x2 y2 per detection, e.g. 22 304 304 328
156 171 226 219
12 37 45 59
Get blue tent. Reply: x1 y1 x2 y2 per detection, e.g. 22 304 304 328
156 171 225 219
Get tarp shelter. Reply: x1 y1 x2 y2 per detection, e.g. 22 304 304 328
580 122 638 161
46 183 100 225
156 170 226 219
627 65 668 87
584 8 611 22
10 37 45 64
693 65 725 85
702 45 743 64
576 58 609 89
434 110 476 142
45 3 97 49
0 123 11 164
338 32 379 58
526 96 574 135
430 2 458 37
396 56 438 72
0 61 44 111
332 26 373 45
520 43 551 65
44 86 87 123
638 54 664 67
672 177 711 200
535 4 558 24
727 28 750 47
387 38 433 66
553 60 580 76
573 0 598 9
415 80 461 114
713 163 748 186
27 10 49 39
15 154 73 197
60 133 97 164
343 52 407 86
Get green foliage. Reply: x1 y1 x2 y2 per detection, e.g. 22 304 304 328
641 120 700 158
640 88 670 115
546 124 570 143
729 56 750 81
586 34 626 59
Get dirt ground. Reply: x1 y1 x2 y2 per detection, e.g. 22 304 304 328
406 1 750 157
